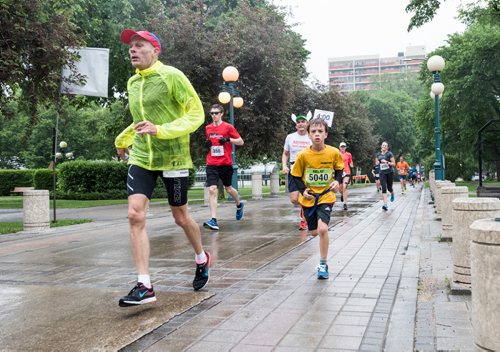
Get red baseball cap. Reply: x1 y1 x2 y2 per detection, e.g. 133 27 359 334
120 29 161 51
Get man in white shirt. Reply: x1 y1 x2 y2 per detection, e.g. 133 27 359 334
282 112 312 230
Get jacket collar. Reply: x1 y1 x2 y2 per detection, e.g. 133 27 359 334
136 60 163 76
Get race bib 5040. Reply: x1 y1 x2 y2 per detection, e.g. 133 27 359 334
305 168 332 186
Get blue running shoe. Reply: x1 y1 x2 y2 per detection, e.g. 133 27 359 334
203 218 219 230
382 204 388 211
317 263 329 280
193 251 211 291
390 193 395 202
236 202 244 220
119 282 156 307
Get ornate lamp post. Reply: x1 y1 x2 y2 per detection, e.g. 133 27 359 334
427 55 445 181
51 139 74 222
218 66 244 192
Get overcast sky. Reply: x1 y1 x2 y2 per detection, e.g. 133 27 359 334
273 0 467 84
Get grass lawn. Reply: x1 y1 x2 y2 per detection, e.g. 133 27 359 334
0 219 92 235
0 186 280 209
0 183 374 210
454 180 499 197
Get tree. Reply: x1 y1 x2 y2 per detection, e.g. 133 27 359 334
353 86 420 164
405 0 499 31
16 98 130 169
148 0 309 167
416 10 500 179
0 0 83 118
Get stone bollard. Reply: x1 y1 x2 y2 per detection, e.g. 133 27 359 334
451 198 500 290
440 186 469 241
252 172 263 200
23 190 50 232
429 169 436 200
470 218 500 352
434 181 454 219
203 187 210 206
270 171 280 197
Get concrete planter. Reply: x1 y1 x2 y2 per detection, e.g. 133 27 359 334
440 186 469 241
23 190 50 232
252 172 263 200
470 218 500 351
451 198 500 286
434 181 454 219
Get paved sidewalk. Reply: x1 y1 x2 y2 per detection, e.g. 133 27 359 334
0 184 474 351
125 184 473 352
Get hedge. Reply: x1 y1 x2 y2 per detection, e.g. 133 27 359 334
1 161 197 199
0 169 33 195
33 169 54 191
57 160 128 193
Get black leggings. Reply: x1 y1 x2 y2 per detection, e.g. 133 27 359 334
379 172 394 194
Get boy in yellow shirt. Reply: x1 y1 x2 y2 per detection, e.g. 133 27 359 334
291 118 344 279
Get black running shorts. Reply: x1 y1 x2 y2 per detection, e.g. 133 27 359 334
302 203 333 231
205 165 234 187
127 165 188 206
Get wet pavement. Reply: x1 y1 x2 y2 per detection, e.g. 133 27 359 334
0 184 474 351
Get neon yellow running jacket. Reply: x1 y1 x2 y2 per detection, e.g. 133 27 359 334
115 61 204 171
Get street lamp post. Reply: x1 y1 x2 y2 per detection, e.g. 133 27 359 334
51 138 73 222
218 66 244 194
427 55 445 181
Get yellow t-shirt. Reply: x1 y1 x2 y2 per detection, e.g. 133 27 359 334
291 145 345 207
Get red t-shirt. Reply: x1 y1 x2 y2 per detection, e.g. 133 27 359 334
205 121 241 166
341 151 353 174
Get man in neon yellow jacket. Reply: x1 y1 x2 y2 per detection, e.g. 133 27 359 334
115 29 211 307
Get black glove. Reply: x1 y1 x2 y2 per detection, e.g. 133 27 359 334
205 139 212 148
219 137 230 145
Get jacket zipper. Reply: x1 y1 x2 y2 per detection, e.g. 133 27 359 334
139 76 153 168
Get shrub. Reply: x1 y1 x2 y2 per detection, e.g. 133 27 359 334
0 169 33 195
58 160 128 194
33 169 54 190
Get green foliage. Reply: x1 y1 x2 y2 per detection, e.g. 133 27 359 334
57 160 128 193
0 170 33 196
443 154 476 182
0 96 30 168
11 98 130 169
33 169 54 190
0 0 83 113
154 0 309 166
353 83 420 164
405 0 441 31
416 5 500 179
57 190 128 200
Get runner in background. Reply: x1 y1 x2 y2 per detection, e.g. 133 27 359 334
377 141 396 211
396 155 410 194
408 166 418 188
282 112 312 230
372 157 381 192
203 104 244 231
338 142 353 210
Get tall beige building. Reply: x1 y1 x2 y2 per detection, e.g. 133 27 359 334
328 46 426 92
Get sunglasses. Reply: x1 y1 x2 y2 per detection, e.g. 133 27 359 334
210 111 222 115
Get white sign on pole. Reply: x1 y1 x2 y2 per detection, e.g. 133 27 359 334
313 109 334 127
61 47 109 98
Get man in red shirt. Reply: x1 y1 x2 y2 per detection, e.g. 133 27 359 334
203 104 244 230
339 142 354 211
